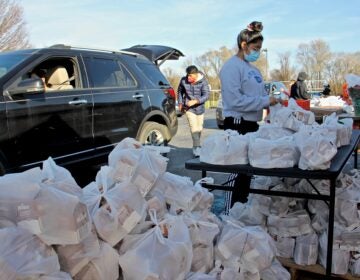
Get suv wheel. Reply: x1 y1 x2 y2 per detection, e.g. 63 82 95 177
138 121 169 146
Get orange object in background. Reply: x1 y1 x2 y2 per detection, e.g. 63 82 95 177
282 99 311 111
342 82 352 105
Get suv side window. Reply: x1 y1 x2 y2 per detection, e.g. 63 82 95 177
84 57 136 88
5 57 79 97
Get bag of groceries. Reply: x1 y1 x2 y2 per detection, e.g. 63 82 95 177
200 130 249 165
0 227 60 279
83 175 146 246
119 211 193 280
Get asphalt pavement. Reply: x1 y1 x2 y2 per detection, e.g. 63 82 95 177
167 108 222 180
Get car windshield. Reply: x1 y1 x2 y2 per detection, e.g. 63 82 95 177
0 53 30 78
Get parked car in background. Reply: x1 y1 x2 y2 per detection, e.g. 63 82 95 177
264 81 289 98
0 44 183 175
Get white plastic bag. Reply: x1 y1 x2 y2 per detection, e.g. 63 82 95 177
272 236 295 258
335 185 360 227
269 184 291 217
34 187 92 245
192 178 215 212
294 233 318 265
108 147 168 196
0 167 42 201
0 227 60 279
319 231 350 275
208 261 246 280
269 100 315 131
55 227 101 276
229 202 266 227
322 113 353 147
267 210 313 238
200 130 249 165
295 125 338 170
345 74 360 88
151 172 201 214
41 157 83 196
184 214 220 273
119 211 193 280
350 253 360 276
83 178 146 246
256 123 294 140
248 135 299 168
215 220 276 275
73 241 119 280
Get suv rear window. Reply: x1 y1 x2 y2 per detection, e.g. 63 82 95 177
0 53 29 78
136 62 169 86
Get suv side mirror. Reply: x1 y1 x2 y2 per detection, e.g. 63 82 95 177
8 78 45 95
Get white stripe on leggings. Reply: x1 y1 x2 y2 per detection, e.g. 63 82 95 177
233 118 241 125
224 173 237 215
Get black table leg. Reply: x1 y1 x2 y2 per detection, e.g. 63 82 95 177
326 178 336 278
355 146 358 169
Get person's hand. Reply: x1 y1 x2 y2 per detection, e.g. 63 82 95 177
277 98 287 105
187 99 199 107
269 96 278 106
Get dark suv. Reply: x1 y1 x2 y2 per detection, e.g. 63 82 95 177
0 44 183 175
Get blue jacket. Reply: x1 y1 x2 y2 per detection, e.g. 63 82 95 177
177 73 210 115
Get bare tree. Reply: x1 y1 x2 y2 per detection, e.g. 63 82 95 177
0 0 31 51
296 43 313 77
194 46 235 90
296 39 331 81
310 39 331 80
269 51 296 85
325 52 360 94
162 67 181 91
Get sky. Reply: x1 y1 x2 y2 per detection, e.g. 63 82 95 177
20 0 360 74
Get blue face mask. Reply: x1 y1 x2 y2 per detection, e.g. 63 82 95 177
244 50 260 62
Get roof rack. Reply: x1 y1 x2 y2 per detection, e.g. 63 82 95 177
49 44 138 56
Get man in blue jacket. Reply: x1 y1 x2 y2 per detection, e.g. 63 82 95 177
177 65 210 157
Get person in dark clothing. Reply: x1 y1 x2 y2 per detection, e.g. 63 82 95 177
322 83 331 97
177 65 210 157
290 71 309 100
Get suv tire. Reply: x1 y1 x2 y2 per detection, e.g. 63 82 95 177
138 121 169 146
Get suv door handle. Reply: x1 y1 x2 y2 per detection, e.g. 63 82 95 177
68 99 88 105
132 93 144 99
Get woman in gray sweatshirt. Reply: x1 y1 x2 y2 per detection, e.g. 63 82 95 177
220 21 279 214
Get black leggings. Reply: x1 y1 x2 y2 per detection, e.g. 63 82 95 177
223 117 259 214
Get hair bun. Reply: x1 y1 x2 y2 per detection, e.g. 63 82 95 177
247 21 263 32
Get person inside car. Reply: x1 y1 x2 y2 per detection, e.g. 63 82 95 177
177 65 210 157
219 21 279 214
30 68 50 91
